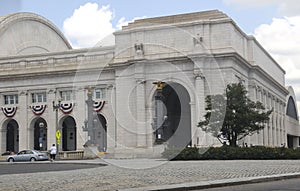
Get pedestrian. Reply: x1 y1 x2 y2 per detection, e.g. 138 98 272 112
49 144 57 162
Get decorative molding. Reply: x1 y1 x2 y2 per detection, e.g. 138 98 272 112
47 89 56 94
193 35 203 46
19 91 27 96
134 43 144 55
194 70 205 79
136 79 146 84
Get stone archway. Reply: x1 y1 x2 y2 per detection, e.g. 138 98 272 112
6 119 19 153
33 118 47 151
62 116 76 151
154 82 191 147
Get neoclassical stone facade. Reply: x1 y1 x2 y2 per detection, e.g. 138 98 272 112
0 10 299 157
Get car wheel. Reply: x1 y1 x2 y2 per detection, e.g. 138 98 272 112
30 157 36 162
8 158 14 162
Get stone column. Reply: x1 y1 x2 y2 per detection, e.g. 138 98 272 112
263 90 268 146
18 90 28 150
194 70 206 146
136 79 147 147
257 88 264 145
105 84 116 151
47 88 59 151
73 87 86 150
268 94 273 146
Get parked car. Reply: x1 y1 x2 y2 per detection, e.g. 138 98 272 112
7 150 48 162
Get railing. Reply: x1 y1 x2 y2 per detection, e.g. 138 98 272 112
57 150 84 160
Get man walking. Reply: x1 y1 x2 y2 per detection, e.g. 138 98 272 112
50 144 57 162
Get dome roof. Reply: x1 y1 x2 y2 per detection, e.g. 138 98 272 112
0 12 72 56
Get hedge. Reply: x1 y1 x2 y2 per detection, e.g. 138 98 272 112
162 146 300 160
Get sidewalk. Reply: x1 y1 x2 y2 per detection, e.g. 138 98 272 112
1 159 300 190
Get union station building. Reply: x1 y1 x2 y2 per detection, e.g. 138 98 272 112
0 10 299 157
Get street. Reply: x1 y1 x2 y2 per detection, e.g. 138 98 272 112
0 162 101 175
1 160 300 191
197 178 300 191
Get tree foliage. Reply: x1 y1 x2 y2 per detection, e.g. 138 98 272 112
198 83 272 146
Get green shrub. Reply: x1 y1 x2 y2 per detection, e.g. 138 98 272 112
161 146 300 160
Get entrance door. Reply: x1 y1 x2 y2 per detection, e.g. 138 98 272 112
6 119 19 153
33 118 47 151
95 114 107 152
62 116 76 151
155 82 191 147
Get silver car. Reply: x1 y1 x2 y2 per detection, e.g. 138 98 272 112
7 150 49 162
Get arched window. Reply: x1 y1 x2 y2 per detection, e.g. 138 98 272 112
286 97 298 120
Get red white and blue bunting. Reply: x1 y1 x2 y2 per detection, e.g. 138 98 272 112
1 106 17 117
93 100 105 112
60 102 74 114
30 104 47 115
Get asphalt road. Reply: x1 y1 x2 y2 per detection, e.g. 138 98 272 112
0 162 102 175
197 178 300 191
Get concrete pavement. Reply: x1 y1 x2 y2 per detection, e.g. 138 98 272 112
2 158 300 190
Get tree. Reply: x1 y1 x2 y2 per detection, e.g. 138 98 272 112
198 83 272 146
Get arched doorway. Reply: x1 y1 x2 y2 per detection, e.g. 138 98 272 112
62 116 76 151
95 114 107 152
33 118 47 151
6 119 19 153
154 82 191 147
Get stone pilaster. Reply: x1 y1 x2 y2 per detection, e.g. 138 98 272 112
47 88 58 151
18 90 28 150
194 70 206 146
136 79 147 147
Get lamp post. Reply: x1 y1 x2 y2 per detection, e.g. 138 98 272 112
52 100 61 156
153 81 166 142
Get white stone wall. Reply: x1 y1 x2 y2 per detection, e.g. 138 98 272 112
0 11 299 156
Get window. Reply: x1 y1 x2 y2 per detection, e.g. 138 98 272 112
32 92 46 103
60 90 73 101
4 94 18 105
94 88 106 99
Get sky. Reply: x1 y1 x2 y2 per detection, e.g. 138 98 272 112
1 0 300 112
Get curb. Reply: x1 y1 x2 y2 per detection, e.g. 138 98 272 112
119 173 300 191
0 159 108 166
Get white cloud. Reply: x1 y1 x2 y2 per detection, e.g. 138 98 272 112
223 0 300 16
254 16 300 112
63 3 146 48
63 3 115 48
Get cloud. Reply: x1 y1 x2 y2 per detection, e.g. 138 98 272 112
63 3 145 48
223 0 300 16
254 16 300 112
63 3 115 48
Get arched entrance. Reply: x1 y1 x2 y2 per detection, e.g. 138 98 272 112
95 114 107 152
62 116 76 151
154 82 191 147
6 119 19 153
33 118 47 151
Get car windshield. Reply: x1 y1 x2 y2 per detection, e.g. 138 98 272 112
17 151 26 155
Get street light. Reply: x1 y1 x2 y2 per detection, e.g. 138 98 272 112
52 100 61 157
153 81 166 142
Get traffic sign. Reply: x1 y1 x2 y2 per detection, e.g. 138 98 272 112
56 139 60 145
56 130 61 139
